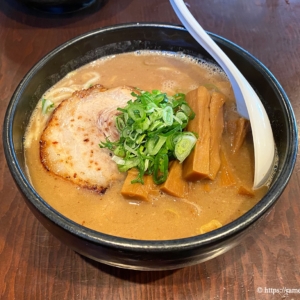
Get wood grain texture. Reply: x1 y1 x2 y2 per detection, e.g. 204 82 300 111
1 0 300 299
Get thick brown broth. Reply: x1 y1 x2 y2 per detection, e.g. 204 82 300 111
24 51 267 240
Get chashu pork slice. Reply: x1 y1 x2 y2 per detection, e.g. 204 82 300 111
40 85 134 193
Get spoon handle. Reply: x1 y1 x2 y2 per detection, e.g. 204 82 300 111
170 0 251 118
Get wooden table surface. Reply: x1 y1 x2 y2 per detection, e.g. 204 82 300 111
1 0 299 299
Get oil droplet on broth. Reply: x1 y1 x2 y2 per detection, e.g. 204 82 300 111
162 80 178 93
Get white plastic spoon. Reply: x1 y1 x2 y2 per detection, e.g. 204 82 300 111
170 0 275 189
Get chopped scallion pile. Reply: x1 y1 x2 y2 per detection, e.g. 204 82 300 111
99 89 197 185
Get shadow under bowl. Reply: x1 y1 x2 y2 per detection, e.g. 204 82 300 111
3 23 298 270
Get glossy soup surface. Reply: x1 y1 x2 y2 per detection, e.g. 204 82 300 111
24 51 267 240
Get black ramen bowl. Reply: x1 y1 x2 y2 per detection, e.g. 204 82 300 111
3 23 298 270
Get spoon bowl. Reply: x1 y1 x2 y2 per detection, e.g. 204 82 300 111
170 0 275 188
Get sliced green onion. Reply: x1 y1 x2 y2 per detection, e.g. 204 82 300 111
124 142 138 156
141 118 150 131
174 133 197 162
114 145 126 157
180 103 195 119
128 104 146 121
153 153 169 184
115 116 126 131
118 157 140 172
162 106 173 126
149 110 163 122
122 127 132 138
112 155 125 165
41 98 54 114
145 102 158 113
146 136 167 155
172 114 183 125
176 111 188 122
149 120 164 132
135 134 145 145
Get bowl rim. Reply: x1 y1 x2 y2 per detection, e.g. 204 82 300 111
3 22 298 252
